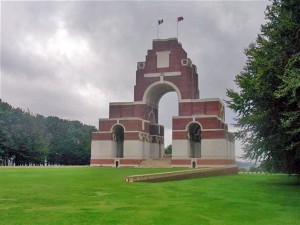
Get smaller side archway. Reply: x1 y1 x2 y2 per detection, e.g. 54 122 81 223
112 124 124 158
187 122 201 158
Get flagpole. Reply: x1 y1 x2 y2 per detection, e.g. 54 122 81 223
177 21 178 39
157 19 163 39
177 17 184 41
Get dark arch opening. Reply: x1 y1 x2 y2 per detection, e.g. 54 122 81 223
112 125 124 158
188 123 201 158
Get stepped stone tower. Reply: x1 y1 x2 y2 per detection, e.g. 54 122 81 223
91 38 236 168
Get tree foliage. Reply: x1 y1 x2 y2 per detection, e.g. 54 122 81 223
45 117 95 165
0 100 96 166
164 144 172 155
226 0 300 173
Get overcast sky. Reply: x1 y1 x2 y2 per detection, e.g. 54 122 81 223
1 1 269 158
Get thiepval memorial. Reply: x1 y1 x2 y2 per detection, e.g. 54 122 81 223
91 38 236 168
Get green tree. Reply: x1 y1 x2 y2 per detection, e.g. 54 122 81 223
0 101 14 165
165 144 172 155
0 102 47 165
0 101 96 166
46 117 96 165
226 0 300 173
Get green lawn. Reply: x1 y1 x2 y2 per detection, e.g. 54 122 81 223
0 167 299 225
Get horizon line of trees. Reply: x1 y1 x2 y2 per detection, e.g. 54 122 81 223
0 100 96 166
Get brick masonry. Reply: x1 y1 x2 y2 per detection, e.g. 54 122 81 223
91 38 236 168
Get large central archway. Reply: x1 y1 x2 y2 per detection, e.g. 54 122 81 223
143 81 182 107
144 81 180 156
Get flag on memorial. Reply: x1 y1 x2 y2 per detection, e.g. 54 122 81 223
158 19 163 25
177 16 184 22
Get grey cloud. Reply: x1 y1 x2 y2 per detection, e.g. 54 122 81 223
1 43 60 81
1 1 269 157
2 2 63 39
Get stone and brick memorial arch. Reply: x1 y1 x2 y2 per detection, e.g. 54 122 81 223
91 38 236 168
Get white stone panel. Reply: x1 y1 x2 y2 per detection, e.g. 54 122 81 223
172 140 190 158
111 141 117 158
230 140 236 159
143 141 151 158
91 140 113 159
156 51 171 68
150 143 161 158
124 140 145 158
160 144 164 157
201 139 231 159
227 140 230 158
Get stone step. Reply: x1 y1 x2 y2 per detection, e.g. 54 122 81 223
139 158 171 168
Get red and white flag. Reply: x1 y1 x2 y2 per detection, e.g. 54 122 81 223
177 16 184 22
158 19 163 25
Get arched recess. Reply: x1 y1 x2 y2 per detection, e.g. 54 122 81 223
187 122 201 158
142 81 182 107
148 111 156 124
112 124 124 158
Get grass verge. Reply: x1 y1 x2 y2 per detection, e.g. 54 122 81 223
0 167 299 225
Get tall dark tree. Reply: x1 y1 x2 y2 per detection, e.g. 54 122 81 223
0 101 96 166
14 111 48 165
0 102 47 165
226 0 300 173
0 101 14 165
46 117 96 165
